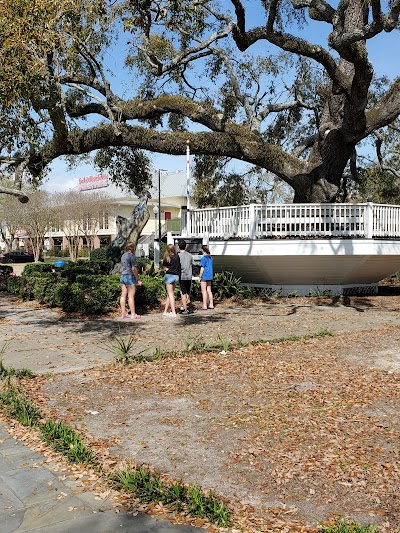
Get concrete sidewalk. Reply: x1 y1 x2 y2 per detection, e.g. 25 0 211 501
0 421 204 533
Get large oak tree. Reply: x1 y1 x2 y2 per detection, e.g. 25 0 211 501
0 0 399 203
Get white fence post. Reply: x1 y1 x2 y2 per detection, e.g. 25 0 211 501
365 202 374 238
249 204 257 239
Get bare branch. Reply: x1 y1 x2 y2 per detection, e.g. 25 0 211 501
374 132 400 179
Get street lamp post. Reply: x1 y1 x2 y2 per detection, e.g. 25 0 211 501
153 203 159 269
158 169 163 251
153 169 168 269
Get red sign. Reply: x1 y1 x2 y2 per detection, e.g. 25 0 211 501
79 174 109 191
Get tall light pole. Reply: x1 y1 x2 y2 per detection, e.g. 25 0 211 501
153 169 167 269
186 140 191 211
158 168 164 249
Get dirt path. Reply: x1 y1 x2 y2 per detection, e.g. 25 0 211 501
2 289 400 531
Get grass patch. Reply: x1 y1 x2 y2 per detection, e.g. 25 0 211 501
182 329 334 354
106 329 335 367
319 520 378 532
0 384 41 427
250 328 334 346
41 419 94 464
109 465 231 527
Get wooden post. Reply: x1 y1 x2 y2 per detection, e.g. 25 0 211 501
249 204 257 239
365 201 374 239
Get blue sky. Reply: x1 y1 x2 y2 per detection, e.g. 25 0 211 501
42 7 399 193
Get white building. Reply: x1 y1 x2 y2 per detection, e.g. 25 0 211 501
45 170 189 252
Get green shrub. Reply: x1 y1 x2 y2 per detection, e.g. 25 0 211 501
136 257 154 274
22 263 52 275
55 282 85 312
59 262 106 282
212 271 255 300
89 246 109 262
136 274 166 309
81 276 121 315
29 273 63 305
0 265 13 276
6 275 24 297
88 260 110 274
0 265 13 290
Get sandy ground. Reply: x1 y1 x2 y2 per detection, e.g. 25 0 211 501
11 287 399 533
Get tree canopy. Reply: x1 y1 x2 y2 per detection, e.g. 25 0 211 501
0 0 399 203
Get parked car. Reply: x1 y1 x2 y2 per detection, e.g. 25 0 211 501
0 250 35 263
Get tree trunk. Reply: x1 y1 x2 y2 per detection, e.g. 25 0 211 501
107 194 150 272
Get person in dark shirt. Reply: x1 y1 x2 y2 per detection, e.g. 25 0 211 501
162 244 181 317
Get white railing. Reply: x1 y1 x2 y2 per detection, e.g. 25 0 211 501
186 203 400 239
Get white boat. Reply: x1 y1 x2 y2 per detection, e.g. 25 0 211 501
177 202 400 295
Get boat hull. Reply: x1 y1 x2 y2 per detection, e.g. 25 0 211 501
209 239 400 296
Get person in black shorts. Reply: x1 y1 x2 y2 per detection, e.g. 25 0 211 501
178 240 193 314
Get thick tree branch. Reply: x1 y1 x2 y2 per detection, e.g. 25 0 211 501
231 0 344 91
29 122 306 188
68 95 227 132
0 186 29 203
365 78 400 135
291 0 335 23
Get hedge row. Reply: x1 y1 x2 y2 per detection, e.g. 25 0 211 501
4 258 255 316
6 261 167 315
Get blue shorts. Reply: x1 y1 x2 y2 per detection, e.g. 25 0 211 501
165 274 179 285
120 273 137 286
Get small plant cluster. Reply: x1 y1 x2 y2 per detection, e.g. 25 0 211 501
41 419 94 463
318 520 378 532
104 329 334 367
110 466 231 527
0 383 41 426
104 332 163 364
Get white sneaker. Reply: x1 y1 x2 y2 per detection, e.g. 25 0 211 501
164 312 177 318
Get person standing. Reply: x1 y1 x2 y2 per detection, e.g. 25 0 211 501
199 244 214 310
178 239 193 314
162 244 181 317
119 242 142 319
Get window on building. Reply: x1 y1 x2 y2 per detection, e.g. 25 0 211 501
99 212 109 230
82 214 92 231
